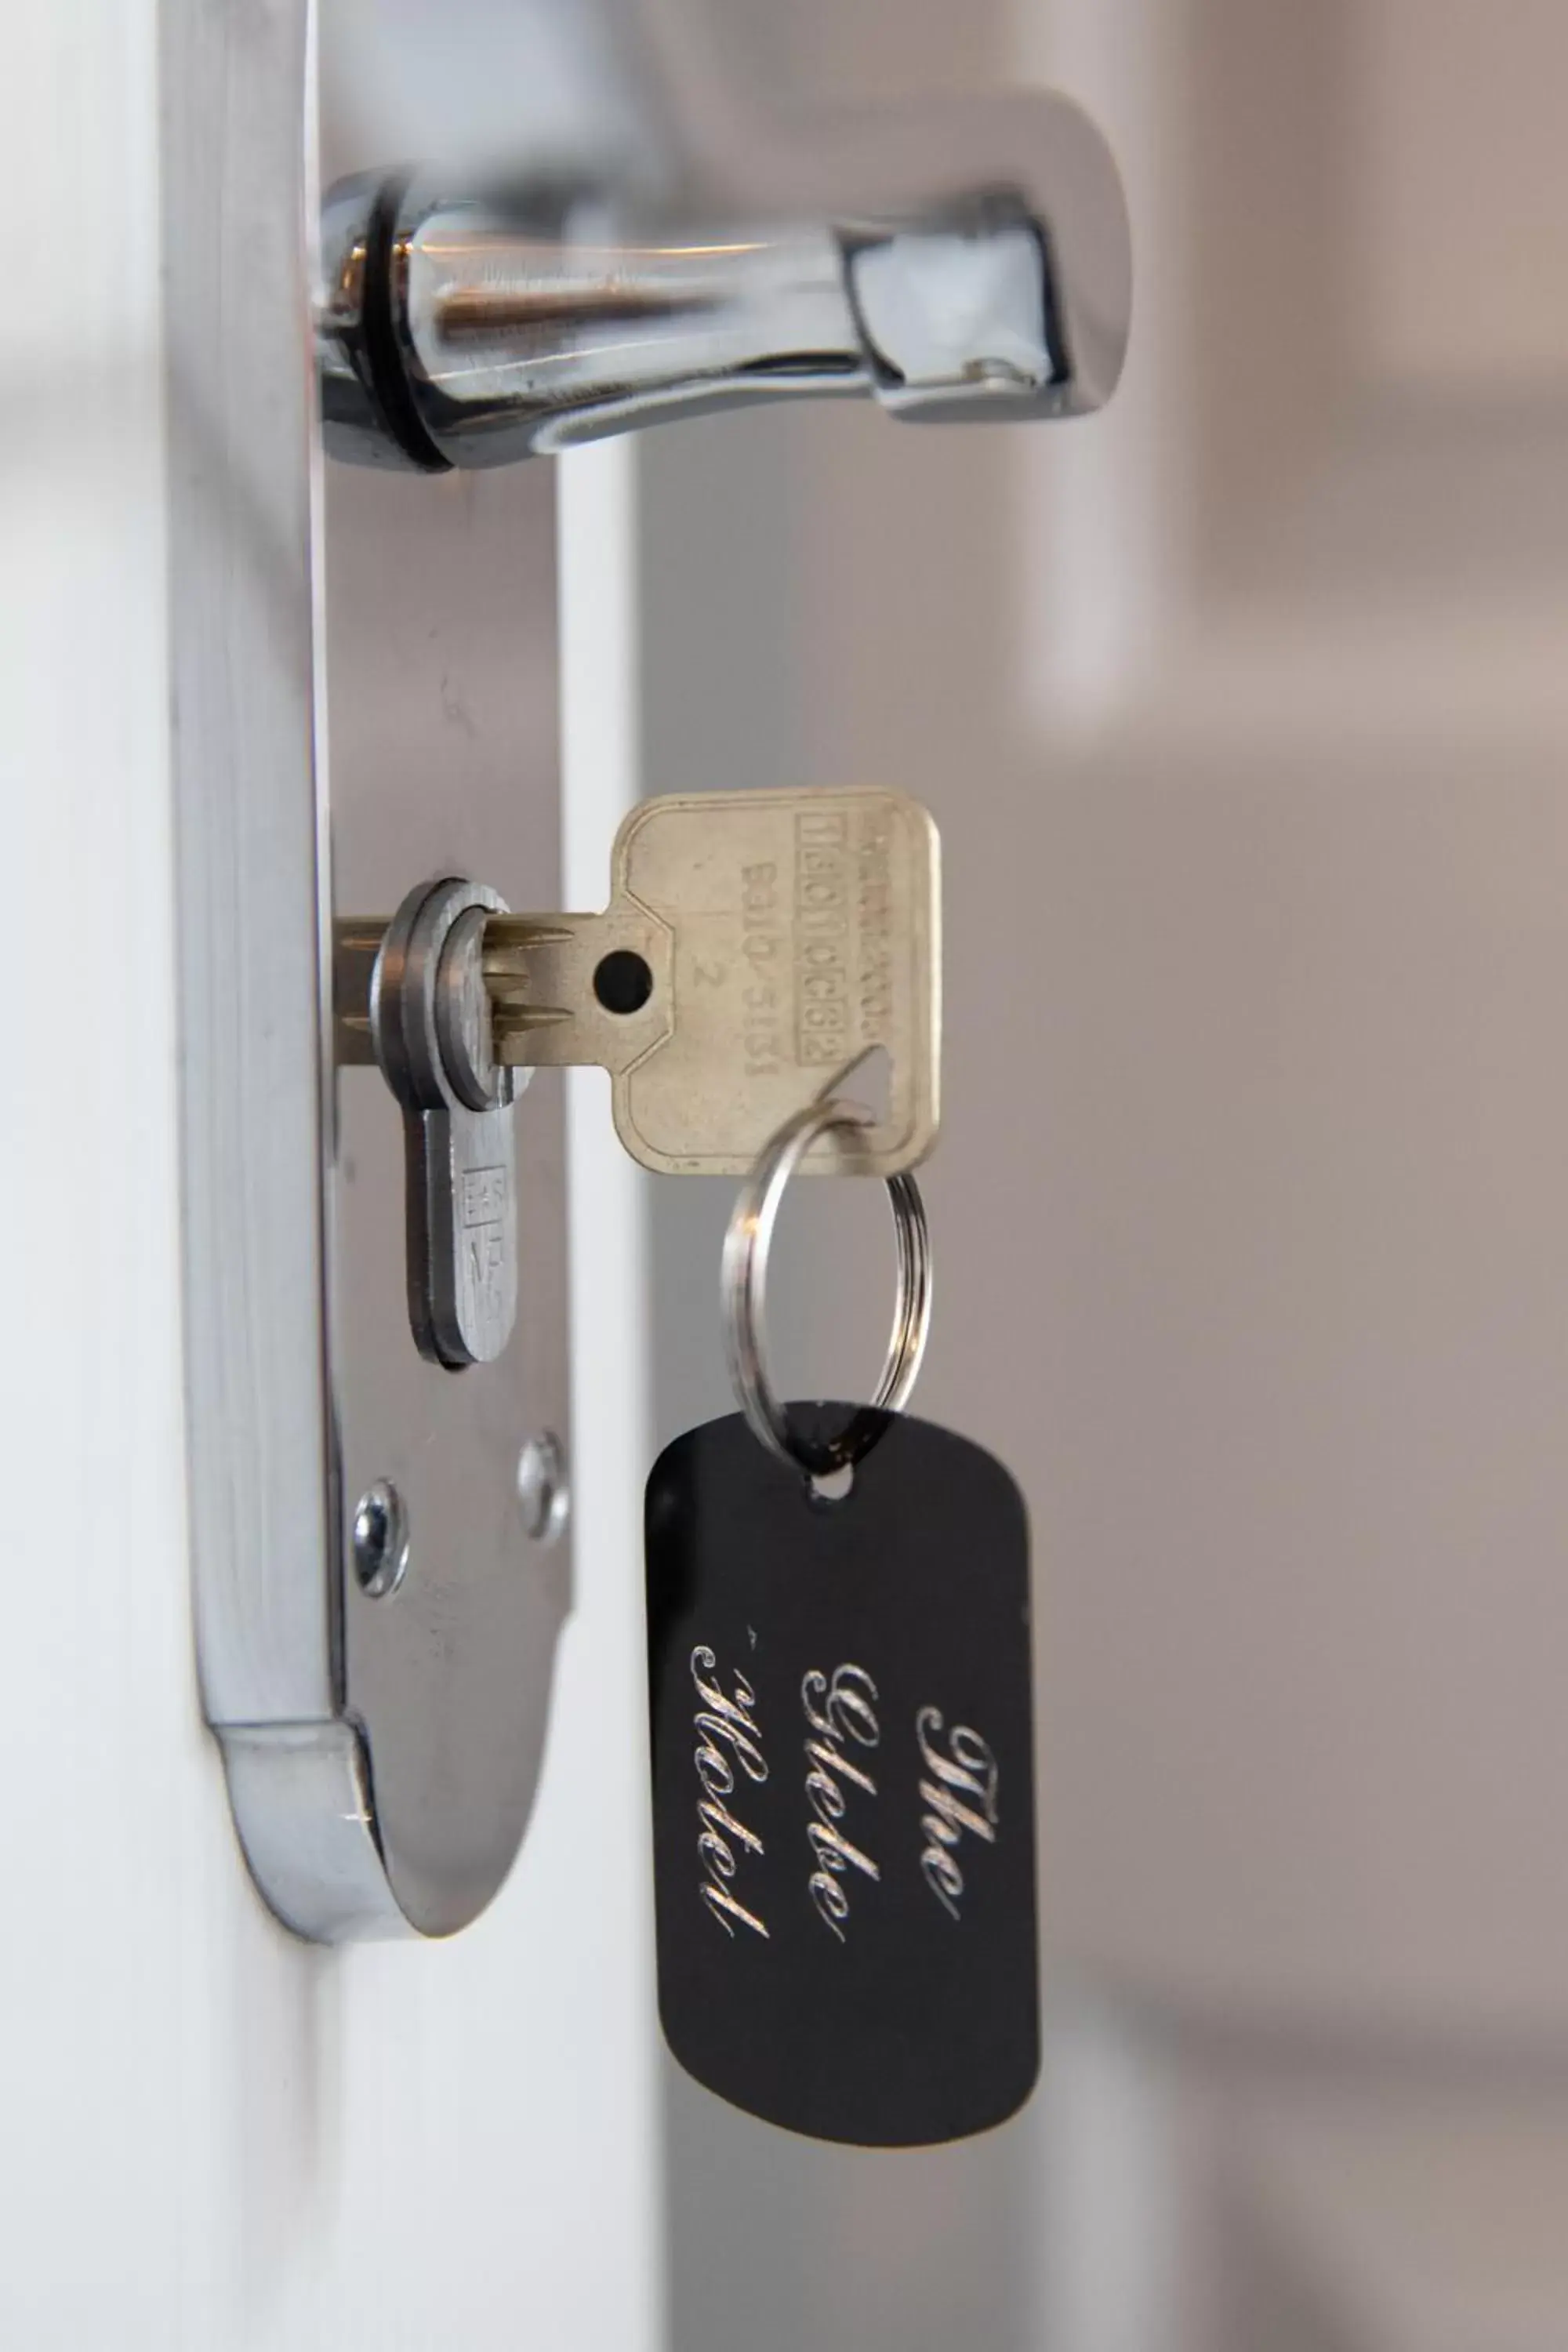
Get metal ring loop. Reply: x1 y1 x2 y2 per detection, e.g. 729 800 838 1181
721 1092 933 1480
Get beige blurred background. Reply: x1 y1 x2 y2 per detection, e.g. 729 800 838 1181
640 2 1568 2345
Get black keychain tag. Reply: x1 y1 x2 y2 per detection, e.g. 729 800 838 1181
644 1403 1037 2147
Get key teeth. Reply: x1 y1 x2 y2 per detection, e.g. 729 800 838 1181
493 1007 573 1056
481 918 579 964
488 993 572 1022
482 914 586 1064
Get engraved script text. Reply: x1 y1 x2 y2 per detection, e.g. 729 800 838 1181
803 1663 881 1939
692 1646 771 1939
917 1708 998 1920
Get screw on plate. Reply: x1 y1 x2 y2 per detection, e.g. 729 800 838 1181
517 1433 570 1546
353 1479 410 1596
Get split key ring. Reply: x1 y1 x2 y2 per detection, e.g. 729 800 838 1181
720 1065 933 1482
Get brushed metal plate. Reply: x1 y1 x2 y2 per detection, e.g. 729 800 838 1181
165 0 570 1939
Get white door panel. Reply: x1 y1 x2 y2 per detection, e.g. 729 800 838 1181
1 18 659 2338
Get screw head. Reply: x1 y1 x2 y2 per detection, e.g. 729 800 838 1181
517 1433 570 1546
353 1479 410 1597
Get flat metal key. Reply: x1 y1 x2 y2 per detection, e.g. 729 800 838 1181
336 788 940 1364
482 788 939 1176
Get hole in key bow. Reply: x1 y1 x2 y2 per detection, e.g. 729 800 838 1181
593 949 655 1014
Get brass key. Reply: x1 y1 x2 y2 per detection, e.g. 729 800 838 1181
483 788 939 1177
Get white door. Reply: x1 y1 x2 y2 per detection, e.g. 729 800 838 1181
2 6 659 2345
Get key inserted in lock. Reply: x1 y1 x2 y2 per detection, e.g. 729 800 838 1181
338 789 940 1364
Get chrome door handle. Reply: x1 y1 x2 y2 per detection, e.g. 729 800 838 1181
318 89 1130 470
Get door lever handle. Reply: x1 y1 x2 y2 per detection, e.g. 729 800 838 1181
318 91 1130 470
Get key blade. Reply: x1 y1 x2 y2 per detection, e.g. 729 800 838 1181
485 906 675 1073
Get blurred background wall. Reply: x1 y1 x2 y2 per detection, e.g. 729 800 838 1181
640 2 1568 2345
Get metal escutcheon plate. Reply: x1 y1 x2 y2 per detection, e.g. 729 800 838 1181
166 0 571 1938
